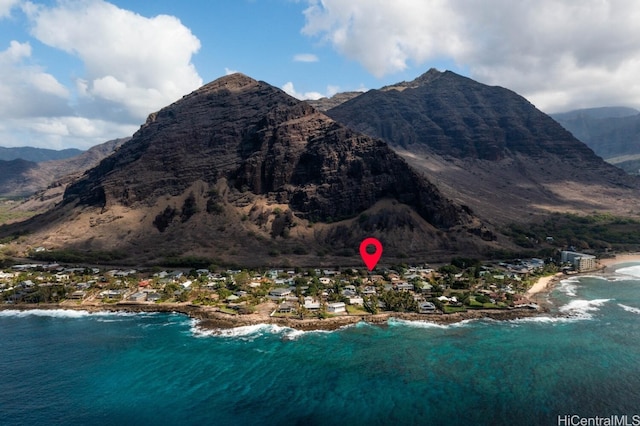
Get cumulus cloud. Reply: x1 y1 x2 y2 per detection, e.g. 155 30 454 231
282 81 324 100
302 0 640 112
293 53 319 62
0 40 71 119
25 0 203 121
0 0 20 18
0 0 204 148
0 116 138 149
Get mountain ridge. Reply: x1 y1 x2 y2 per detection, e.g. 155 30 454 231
325 69 640 225
1 73 495 266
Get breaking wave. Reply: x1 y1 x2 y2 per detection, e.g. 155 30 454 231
558 299 611 319
190 321 334 341
0 309 158 319
387 317 478 329
614 265 640 279
618 304 640 315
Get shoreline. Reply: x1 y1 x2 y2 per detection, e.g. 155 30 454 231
0 302 547 331
597 252 640 270
5 253 640 332
526 252 640 298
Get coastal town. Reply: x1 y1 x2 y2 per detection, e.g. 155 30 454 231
0 251 602 326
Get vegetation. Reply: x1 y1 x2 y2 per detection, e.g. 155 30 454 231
153 206 177 232
180 192 198 222
30 249 127 264
159 256 214 269
0 199 37 225
505 213 640 251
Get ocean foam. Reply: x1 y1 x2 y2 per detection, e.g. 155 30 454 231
509 315 580 325
618 304 640 315
557 278 579 297
191 322 316 341
614 265 640 279
388 317 478 329
0 309 94 319
558 298 611 319
0 309 159 319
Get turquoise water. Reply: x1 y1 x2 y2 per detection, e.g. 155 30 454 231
2 266 640 425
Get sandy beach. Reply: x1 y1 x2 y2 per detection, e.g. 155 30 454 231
597 253 640 269
525 273 563 298
524 252 640 299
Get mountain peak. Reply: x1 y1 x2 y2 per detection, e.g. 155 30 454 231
412 68 444 85
191 73 260 97
381 67 444 92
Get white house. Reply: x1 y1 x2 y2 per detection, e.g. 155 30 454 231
348 296 364 306
327 302 346 313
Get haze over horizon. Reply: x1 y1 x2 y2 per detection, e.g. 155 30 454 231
2 0 640 150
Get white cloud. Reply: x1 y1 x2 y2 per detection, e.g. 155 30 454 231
282 81 324 100
224 67 238 75
0 0 20 18
0 40 71 119
302 0 640 112
293 53 319 62
0 116 138 149
25 0 203 121
0 0 205 149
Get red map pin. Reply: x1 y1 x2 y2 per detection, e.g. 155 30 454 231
359 237 383 271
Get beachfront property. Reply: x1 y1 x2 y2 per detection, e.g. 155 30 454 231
327 302 346 313
268 287 292 299
561 251 597 272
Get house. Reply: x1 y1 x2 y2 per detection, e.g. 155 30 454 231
303 297 320 310
348 296 364 306
419 302 436 313
147 293 162 302
342 285 357 297
129 292 147 302
395 282 414 291
101 290 122 300
277 302 295 314
269 288 292 299
327 302 346 313
69 290 86 300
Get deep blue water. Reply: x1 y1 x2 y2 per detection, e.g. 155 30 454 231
2 265 640 425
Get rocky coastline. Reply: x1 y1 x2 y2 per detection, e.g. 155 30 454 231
0 301 550 332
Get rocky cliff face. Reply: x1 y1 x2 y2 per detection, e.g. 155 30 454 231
325 69 640 224
65 74 466 228
2 73 495 266
328 69 608 162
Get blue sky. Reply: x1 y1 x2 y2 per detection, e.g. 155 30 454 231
2 0 640 149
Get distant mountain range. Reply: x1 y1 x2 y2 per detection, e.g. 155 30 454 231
0 146 82 163
2 70 640 266
551 107 640 174
0 138 128 198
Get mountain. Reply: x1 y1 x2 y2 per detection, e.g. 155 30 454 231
1 73 496 266
0 138 128 198
0 146 82 162
325 69 640 225
551 107 640 174
306 92 363 112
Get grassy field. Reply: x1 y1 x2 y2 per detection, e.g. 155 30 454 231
505 213 640 251
0 198 35 225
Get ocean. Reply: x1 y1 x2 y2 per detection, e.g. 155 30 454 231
2 265 640 426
